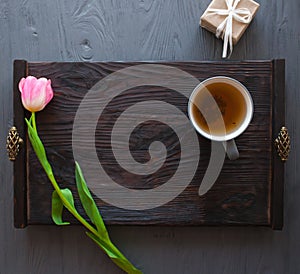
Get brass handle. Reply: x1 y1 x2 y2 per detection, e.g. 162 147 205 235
6 126 23 161
274 126 290 162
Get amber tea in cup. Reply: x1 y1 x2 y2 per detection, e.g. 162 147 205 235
188 76 253 160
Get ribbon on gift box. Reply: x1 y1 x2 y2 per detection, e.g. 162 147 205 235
207 0 252 58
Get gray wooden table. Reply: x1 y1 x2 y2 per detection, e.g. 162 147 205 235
0 0 298 273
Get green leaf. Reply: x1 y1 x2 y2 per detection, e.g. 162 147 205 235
76 163 142 273
86 232 142 274
52 190 70 225
75 162 108 240
25 114 141 273
61 188 76 208
25 117 52 175
51 188 76 225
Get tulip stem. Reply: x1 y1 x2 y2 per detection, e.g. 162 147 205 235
21 77 141 273
30 113 98 236
47 172 99 236
27 112 141 274
32 112 37 132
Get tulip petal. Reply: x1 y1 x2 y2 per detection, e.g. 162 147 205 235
18 78 26 93
31 78 48 111
45 79 54 105
18 75 54 112
21 76 38 111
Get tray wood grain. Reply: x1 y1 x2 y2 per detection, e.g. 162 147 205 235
13 60 285 229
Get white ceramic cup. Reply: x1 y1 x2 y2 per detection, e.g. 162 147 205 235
188 76 253 160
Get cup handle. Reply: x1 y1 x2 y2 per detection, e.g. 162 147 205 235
222 139 239 160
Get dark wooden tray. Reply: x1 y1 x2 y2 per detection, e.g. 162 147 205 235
13 60 285 229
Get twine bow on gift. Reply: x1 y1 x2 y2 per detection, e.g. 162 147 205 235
207 0 252 58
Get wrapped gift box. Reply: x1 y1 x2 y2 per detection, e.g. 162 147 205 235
200 0 260 45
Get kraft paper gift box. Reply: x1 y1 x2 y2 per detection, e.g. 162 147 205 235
200 0 260 56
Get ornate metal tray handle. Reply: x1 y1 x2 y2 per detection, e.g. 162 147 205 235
274 126 290 162
6 127 23 161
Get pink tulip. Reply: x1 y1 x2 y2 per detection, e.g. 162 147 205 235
18 76 54 112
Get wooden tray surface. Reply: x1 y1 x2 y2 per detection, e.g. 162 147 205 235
13 60 285 229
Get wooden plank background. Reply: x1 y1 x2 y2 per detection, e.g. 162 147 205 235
0 0 297 273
